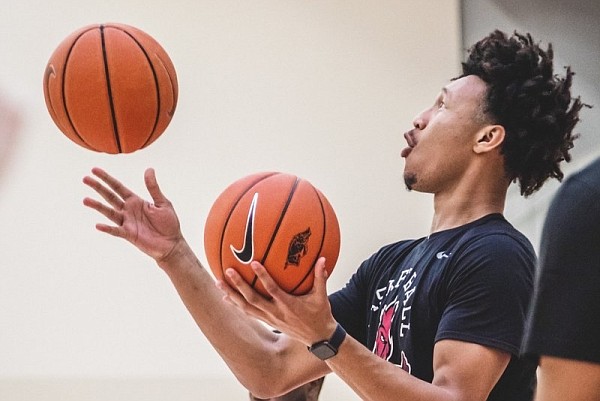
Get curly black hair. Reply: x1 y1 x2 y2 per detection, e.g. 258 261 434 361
459 30 585 197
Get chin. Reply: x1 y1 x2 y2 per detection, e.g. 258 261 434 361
403 172 417 191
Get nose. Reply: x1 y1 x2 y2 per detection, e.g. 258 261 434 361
412 109 428 130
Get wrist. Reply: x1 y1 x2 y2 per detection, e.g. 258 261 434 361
308 322 346 361
156 237 192 271
311 321 339 345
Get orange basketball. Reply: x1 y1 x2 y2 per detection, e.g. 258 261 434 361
204 172 341 297
43 23 178 154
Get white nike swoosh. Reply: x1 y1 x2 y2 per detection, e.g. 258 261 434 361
230 192 258 264
436 251 450 259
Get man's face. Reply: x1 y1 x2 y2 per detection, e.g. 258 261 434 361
401 75 490 194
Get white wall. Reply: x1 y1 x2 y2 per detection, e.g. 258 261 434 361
0 1 460 399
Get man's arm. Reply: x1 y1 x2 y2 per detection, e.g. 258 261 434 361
83 168 329 397
223 260 511 401
158 240 330 396
327 337 509 401
535 356 600 401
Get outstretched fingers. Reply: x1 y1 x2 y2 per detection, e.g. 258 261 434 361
91 167 135 201
83 196 123 226
83 174 124 210
82 167 138 239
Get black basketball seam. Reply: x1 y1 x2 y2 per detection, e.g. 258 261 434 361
290 186 327 295
60 27 99 151
218 173 279 279
100 25 122 153
113 26 163 150
251 177 300 288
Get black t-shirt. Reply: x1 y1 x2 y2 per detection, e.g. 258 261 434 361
522 158 600 364
330 214 537 401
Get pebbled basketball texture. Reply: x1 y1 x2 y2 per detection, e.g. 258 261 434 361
43 23 178 154
204 172 341 297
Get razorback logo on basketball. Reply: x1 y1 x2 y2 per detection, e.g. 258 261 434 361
285 228 311 269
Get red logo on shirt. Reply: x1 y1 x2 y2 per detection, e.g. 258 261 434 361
372 300 412 373
373 301 398 361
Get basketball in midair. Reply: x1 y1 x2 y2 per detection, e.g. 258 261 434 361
204 172 341 297
43 23 178 154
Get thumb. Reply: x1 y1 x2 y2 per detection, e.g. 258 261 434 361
144 168 169 206
312 257 329 296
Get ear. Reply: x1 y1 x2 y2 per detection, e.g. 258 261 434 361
473 125 505 154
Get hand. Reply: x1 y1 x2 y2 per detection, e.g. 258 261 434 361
83 167 184 263
216 257 338 346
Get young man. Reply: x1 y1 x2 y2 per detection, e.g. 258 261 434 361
83 31 582 401
522 158 600 401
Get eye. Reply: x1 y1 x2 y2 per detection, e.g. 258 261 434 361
438 99 446 109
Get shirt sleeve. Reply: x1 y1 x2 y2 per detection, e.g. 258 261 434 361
328 257 371 346
522 171 600 363
435 234 536 355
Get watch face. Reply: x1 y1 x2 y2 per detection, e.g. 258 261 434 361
311 343 337 360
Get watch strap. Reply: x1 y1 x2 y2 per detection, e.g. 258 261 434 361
327 323 346 349
307 323 346 359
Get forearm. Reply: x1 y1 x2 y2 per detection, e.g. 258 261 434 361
156 239 285 390
326 336 456 401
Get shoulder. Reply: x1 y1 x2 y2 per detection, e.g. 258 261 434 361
456 214 535 261
562 157 600 196
445 216 536 287
541 158 600 253
545 158 600 229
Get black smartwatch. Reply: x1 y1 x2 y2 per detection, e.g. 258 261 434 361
308 323 346 360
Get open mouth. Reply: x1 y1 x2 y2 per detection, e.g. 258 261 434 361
402 131 416 158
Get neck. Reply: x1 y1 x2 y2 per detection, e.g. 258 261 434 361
430 182 507 234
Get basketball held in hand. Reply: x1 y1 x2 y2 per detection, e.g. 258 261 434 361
43 23 178 154
204 172 341 297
